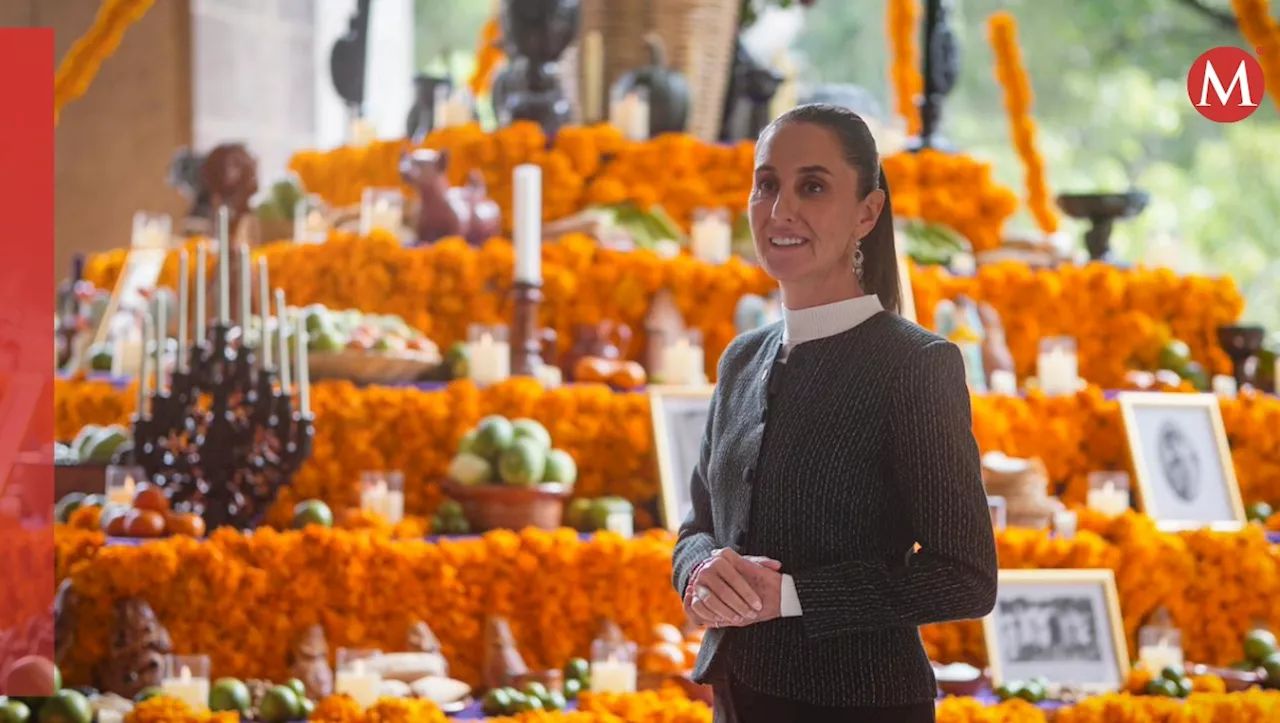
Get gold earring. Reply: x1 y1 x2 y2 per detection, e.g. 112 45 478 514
853 241 865 282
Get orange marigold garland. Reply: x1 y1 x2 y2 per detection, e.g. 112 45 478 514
886 0 923 135
1230 0 1280 111
987 12 1058 234
54 0 156 124
468 15 505 97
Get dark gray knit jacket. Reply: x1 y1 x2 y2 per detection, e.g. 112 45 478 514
672 312 998 707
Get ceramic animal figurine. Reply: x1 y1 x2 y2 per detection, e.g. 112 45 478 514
288 624 333 699
400 149 502 246
482 616 528 691
95 598 173 699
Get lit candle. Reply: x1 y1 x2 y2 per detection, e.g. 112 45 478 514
512 164 543 284
1052 508 1078 539
217 209 231 324
467 332 510 386
195 242 207 344
1212 374 1237 398
690 212 731 264
161 665 210 712
296 311 310 415
628 91 649 140
583 31 604 122
432 84 450 130
258 257 271 368
590 659 637 694
1036 340 1078 396
276 289 291 391
238 244 251 334
334 659 381 708
1138 638 1183 672
1086 481 1130 517
153 296 165 393
107 475 137 507
139 312 152 416
989 369 1017 396
177 250 189 371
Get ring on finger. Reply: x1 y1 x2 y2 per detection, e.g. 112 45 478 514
695 585 713 602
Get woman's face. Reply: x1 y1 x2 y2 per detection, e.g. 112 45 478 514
748 122 882 288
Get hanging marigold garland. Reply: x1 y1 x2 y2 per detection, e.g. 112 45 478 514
53 0 156 124
886 0 923 135
987 12 1058 234
1229 0 1280 111
468 16 505 97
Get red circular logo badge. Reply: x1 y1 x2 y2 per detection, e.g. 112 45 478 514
1187 47 1265 123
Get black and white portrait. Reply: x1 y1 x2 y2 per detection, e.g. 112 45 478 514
985 570 1127 692
649 388 714 532
1121 393 1243 530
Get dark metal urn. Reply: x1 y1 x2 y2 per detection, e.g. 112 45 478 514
497 0 580 138
1056 191 1149 262
1217 324 1266 389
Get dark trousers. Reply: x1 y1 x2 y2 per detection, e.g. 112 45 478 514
713 677 936 723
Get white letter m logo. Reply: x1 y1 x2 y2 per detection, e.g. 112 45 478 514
1198 60 1257 107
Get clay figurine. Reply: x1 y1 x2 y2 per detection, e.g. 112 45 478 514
288 624 333 699
481 616 528 691
95 598 173 699
169 143 261 244
400 149 501 247
406 619 442 655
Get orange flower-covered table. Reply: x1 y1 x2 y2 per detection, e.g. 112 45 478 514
81 234 1243 390
54 512 1280 692
53 377 1280 519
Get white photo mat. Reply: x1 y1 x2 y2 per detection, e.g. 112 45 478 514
649 385 715 533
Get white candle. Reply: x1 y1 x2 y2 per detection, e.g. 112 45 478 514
512 164 543 284
177 250 189 371
1053 508 1078 539
276 290 291 391
258 257 271 367
590 660 637 693
153 297 166 393
690 215 732 264
1086 482 1130 517
360 481 405 524
296 311 310 415
161 666 210 712
583 31 604 122
467 333 510 386
334 660 381 708
238 244 251 334
140 313 152 415
218 209 231 324
106 476 137 507
1212 374 1237 398
432 84 450 130
1037 348 1077 396
195 242 207 344
628 92 649 140
1138 641 1183 672
949 253 977 276
989 369 1017 396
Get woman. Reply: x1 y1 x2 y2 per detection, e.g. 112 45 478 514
671 104 999 723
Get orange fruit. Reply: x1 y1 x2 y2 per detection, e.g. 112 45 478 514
609 361 647 389
166 511 206 538
124 508 166 538
638 642 686 675
132 484 171 513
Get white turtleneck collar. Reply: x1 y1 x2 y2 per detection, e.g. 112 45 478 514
781 294 884 354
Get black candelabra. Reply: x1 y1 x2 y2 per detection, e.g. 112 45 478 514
909 0 960 152
130 223 312 530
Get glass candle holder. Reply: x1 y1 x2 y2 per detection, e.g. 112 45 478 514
132 212 172 249
467 324 510 386
988 369 1018 396
1086 471 1131 517
661 330 707 386
590 636 637 694
609 86 649 141
1037 336 1079 396
294 194 329 245
161 654 210 710
359 188 403 237
1137 625 1183 672
334 648 382 708
1052 508 1078 540
360 471 405 524
1211 374 1238 398
105 465 144 507
690 208 732 264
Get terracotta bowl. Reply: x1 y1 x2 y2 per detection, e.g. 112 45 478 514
440 478 570 531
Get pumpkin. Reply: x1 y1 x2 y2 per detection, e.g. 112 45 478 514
610 34 690 136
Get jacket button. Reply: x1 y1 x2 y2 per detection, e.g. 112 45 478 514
743 467 753 483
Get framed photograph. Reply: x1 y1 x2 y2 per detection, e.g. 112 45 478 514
1118 392 1245 531
91 247 168 346
897 250 917 323
649 385 715 533
983 569 1129 693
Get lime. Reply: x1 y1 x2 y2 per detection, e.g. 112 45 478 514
54 494 86 524
480 689 511 716
284 678 308 701
562 678 582 700
437 499 463 519
258 685 301 723
994 682 1022 701
1016 681 1045 703
0 701 31 723
1247 502 1274 523
564 500 592 530
1262 654 1280 689
1175 677 1194 697
292 500 334 529
1145 678 1178 697
208 678 251 713
517 695 543 713
1244 629 1278 663
563 657 590 683
1231 660 1259 671
299 698 316 717
133 687 165 703
542 690 567 711
35 690 91 723
1159 664 1185 682
522 682 548 701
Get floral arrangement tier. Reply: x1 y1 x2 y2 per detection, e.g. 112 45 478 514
52 514 1280 695
54 378 1280 517
80 234 1242 389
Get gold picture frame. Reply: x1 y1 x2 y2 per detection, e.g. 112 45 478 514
90 247 168 346
1118 392 1245 532
648 384 715 533
983 569 1129 693
897 250 917 323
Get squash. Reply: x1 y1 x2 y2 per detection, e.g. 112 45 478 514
609 34 690 136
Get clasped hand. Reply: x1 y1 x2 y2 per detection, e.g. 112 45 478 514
684 547 782 628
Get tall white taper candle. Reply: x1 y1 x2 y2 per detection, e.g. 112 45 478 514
238 244 251 335
153 295 166 393
258 257 271 368
275 289 291 391
512 164 543 284
296 312 310 415
217 208 231 323
177 249 189 371
195 242 207 344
